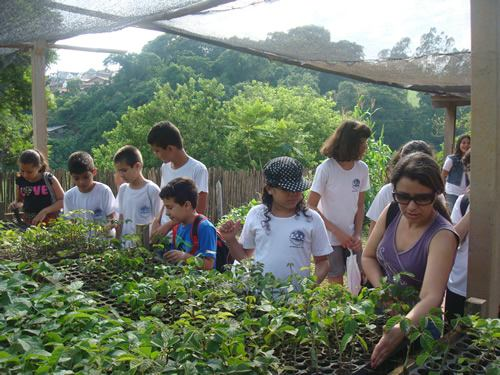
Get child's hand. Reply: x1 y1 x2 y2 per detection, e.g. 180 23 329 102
8 201 21 211
218 220 241 241
32 211 47 225
151 222 172 239
163 250 189 264
351 235 362 253
337 230 354 249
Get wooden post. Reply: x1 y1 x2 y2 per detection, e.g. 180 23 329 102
469 0 500 318
444 104 457 155
431 95 470 155
31 40 48 159
216 180 223 221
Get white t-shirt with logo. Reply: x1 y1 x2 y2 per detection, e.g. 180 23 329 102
447 194 469 297
443 156 468 196
64 182 116 222
160 157 209 225
239 204 332 280
116 180 162 241
366 183 393 222
311 158 370 245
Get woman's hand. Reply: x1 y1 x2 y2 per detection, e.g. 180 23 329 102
218 220 241 242
371 324 405 368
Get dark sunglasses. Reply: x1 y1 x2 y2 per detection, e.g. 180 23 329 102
392 191 436 206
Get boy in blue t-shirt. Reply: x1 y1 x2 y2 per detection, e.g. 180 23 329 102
159 177 216 270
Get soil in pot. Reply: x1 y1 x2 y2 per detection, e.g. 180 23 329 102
423 361 440 371
467 363 486 373
447 362 466 373
480 352 497 364
293 360 307 370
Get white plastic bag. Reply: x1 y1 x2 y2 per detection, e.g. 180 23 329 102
346 249 362 296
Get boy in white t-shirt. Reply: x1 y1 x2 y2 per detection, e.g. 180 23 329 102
64 151 115 224
114 145 162 247
308 120 371 285
64 151 116 229
147 121 209 242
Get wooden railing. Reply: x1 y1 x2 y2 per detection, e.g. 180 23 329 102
0 168 266 223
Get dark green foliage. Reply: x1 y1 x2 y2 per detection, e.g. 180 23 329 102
47 26 468 168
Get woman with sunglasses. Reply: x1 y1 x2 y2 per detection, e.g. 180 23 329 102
362 152 459 368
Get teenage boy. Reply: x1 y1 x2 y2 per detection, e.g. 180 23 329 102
114 145 162 247
64 151 116 227
147 121 208 240
160 177 216 271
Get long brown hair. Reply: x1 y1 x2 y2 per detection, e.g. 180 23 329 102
320 120 371 161
391 152 451 222
454 134 471 157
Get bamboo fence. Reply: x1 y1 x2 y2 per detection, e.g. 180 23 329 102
0 168 266 223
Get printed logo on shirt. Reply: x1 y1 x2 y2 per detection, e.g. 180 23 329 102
352 178 360 192
139 205 151 218
21 186 49 197
289 230 305 249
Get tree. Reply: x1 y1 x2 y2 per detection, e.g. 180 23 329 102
415 27 457 56
224 82 342 169
0 50 56 169
92 77 229 170
378 37 411 59
264 25 364 61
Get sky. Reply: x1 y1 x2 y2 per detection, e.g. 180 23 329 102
48 0 470 74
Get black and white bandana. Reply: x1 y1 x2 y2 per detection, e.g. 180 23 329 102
263 156 311 192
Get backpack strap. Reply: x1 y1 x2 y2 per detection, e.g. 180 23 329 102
385 201 400 230
43 172 56 204
190 214 207 255
172 223 179 249
460 194 470 216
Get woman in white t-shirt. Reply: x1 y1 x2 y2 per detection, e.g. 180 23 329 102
308 120 371 285
366 140 434 236
441 134 470 211
218 157 332 283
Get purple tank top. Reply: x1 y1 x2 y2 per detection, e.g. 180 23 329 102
376 210 457 289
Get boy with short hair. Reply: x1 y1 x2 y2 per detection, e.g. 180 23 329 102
147 121 209 239
64 151 116 226
160 177 216 271
114 145 162 247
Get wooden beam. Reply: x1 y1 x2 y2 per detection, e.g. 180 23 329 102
48 44 126 54
31 40 48 159
431 95 470 108
443 104 457 156
469 0 500 318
